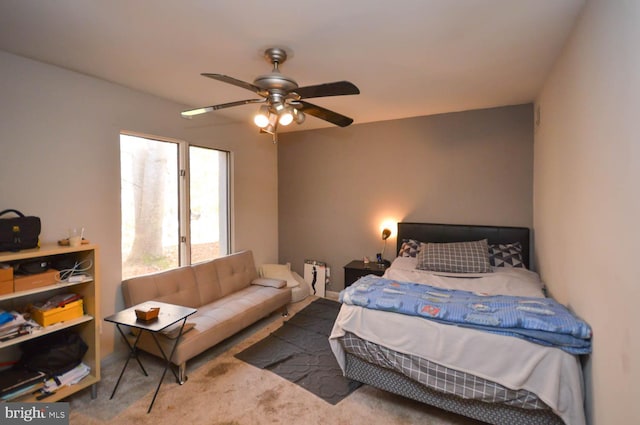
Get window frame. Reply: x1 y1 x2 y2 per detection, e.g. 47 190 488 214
120 131 231 277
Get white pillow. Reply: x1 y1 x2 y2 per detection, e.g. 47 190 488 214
260 263 299 288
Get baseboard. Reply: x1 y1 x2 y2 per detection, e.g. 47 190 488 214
325 290 339 301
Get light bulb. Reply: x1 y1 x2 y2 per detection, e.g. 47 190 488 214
254 114 269 128
253 105 270 128
279 111 294 126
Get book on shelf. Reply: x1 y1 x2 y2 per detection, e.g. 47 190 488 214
1 382 44 401
0 367 46 400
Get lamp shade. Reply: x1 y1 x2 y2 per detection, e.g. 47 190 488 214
293 109 305 124
278 109 294 126
382 228 391 240
253 105 270 128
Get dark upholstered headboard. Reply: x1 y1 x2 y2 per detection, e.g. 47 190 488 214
396 222 531 269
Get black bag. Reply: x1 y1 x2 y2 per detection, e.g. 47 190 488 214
0 209 41 252
20 331 88 377
15 259 51 275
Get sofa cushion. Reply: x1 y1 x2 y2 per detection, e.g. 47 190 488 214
213 250 258 297
192 259 223 305
198 285 291 331
122 266 200 308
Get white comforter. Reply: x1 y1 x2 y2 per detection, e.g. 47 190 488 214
329 257 586 425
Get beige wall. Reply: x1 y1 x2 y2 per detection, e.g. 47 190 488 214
278 104 534 290
0 51 278 357
534 1 639 423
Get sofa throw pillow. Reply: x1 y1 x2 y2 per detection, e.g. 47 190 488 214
251 277 286 288
161 322 196 340
417 239 492 273
489 242 526 268
398 239 421 257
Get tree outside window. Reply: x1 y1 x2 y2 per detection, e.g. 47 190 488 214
120 133 229 279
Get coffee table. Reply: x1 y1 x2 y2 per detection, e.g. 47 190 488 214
104 301 197 413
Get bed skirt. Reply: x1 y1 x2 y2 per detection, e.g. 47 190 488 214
344 352 564 425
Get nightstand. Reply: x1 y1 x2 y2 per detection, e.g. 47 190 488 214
343 260 388 288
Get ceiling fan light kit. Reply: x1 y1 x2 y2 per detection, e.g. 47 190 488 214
181 47 359 143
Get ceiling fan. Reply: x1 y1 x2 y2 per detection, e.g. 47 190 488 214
181 47 360 142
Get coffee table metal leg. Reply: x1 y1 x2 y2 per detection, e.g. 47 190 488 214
110 324 147 399
146 318 187 413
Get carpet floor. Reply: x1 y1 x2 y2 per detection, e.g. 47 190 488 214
67 296 483 425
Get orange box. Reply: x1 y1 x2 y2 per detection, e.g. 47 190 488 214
0 267 12 281
135 306 160 321
0 279 12 295
32 299 84 327
0 267 13 295
14 269 58 292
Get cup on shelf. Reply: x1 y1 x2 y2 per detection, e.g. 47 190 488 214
69 227 84 247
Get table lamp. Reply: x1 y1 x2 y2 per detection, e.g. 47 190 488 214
376 228 392 267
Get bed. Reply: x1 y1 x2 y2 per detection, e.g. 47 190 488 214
329 223 588 425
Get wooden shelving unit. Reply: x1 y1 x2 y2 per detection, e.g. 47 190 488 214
0 244 100 401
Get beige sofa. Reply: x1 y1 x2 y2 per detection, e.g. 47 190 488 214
121 250 292 382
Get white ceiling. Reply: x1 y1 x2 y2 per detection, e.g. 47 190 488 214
0 0 585 132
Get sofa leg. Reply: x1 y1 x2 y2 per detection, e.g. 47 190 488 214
281 306 289 317
177 362 188 385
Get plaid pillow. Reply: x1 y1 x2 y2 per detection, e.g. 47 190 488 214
489 242 526 268
417 239 492 273
398 239 421 257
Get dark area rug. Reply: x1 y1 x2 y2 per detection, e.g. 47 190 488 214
235 298 362 404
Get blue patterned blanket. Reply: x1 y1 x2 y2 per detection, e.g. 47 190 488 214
339 275 592 354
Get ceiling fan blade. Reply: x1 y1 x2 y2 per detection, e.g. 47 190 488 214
181 98 265 118
293 100 354 127
294 81 360 99
202 73 267 96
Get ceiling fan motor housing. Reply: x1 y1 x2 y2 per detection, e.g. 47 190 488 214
253 73 298 92
253 47 299 93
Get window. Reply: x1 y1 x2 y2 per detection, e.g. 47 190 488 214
120 133 230 279
188 145 230 264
